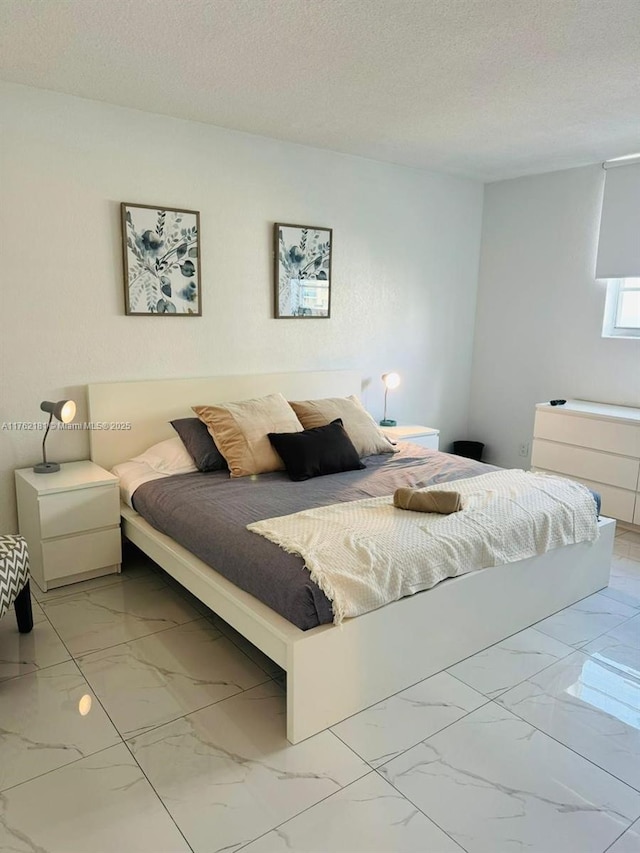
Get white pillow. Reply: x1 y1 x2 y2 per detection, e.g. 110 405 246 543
130 437 197 475
111 461 170 508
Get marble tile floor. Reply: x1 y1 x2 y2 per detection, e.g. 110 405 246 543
0 530 639 852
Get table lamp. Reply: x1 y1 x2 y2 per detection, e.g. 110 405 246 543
380 372 400 426
34 399 76 473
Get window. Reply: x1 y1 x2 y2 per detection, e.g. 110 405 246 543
603 278 640 338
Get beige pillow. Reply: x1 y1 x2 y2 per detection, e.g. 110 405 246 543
193 393 303 477
289 395 395 457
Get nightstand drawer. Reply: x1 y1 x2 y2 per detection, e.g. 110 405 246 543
39 485 120 539
42 527 121 581
381 425 439 451
409 434 439 450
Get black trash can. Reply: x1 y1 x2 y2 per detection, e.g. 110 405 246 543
453 440 484 461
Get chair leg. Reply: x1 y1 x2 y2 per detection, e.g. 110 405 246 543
14 581 33 634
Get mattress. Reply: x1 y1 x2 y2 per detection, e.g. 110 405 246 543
132 445 498 630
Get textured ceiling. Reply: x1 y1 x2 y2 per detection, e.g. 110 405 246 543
1 0 639 181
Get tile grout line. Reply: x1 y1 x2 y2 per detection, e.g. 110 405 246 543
69 623 277 744
232 757 468 853
31 566 170 604
232 766 379 852
0 656 128 795
0 740 124 796
39 587 206 657
31 574 155 604
371 765 471 853
533 603 640 654
330 694 492 783
599 586 640 610
0 619 197 853
206 620 286 681
105 676 275 744
42 619 203 660
0 600 79 686
572 606 640 651
118 699 371 852
371 693 640 853
121 738 196 853
444 653 570 702
486 696 640 803
602 822 637 853
1 603 200 685
445 604 639 705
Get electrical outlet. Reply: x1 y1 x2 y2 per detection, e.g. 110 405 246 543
518 442 530 457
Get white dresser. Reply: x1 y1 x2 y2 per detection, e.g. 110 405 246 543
15 461 121 591
531 400 640 525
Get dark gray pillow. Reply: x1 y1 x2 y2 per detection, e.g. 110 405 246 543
170 418 228 472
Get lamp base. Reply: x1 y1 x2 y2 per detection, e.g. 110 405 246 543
33 462 60 474
379 419 397 427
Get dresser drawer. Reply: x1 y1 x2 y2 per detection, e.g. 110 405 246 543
39 484 120 539
598 486 636 523
531 439 639 491
534 411 640 457
533 470 636 522
42 527 121 581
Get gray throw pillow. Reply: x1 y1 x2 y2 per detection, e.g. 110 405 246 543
170 418 228 472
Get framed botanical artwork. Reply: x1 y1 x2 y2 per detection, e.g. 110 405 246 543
121 202 201 315
274 223 332 318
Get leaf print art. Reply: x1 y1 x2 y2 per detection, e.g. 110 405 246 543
121 204 201 315
274 223 332 318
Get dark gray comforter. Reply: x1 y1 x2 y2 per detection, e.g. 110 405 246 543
132 445 499 630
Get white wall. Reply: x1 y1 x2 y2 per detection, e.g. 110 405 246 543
469 164 640 469
0 83 484 531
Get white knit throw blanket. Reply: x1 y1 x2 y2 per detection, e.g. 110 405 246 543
248 470 599 624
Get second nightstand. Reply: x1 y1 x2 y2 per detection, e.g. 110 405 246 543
15 461 121 592
381 425 440 450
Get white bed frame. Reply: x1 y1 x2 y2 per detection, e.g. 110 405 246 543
88 371 615 744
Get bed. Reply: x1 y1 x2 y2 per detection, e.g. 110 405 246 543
88 371 615 743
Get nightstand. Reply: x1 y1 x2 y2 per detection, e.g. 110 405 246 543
381 425 440 450
15 461 121 592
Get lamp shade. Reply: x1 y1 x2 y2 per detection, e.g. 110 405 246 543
34 399 76 473
382 372 401 390
40 400 76 423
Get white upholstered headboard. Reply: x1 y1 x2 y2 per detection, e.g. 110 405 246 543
88 370 362 471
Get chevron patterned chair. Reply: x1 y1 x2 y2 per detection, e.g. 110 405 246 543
0 535 33 633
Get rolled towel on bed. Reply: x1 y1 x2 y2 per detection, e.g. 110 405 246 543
393 488 462 514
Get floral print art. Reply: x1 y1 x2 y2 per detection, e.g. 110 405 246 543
122 204 201 315
275 224 331 317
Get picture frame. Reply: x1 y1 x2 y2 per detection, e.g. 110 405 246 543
121 202 201 316
274 223 332 318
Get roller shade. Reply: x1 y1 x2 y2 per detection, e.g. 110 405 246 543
596 161 640 279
